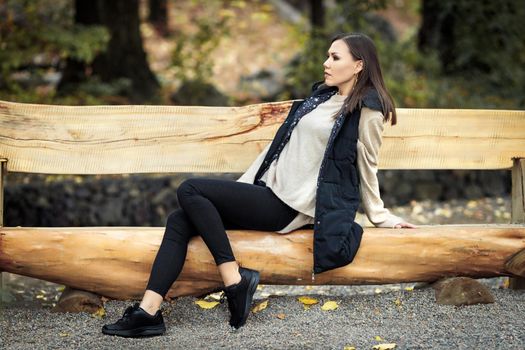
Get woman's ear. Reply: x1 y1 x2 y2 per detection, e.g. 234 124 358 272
356 60 364 74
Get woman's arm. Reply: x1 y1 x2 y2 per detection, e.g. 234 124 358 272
357 107 405 228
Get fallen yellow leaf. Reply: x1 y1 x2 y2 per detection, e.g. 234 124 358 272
298 296 318 310
276 313 286 319
195 300 220 309
373 343 397 350
59 332 70 337
393 298 402 307
321 300 339 311
297 296 318 305
343 346 356 350
252 300 268 313
91 307 106 319
374 336 383 341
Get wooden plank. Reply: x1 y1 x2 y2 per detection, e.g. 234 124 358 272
1 100 525 174
0 225 524 300
510 158 525 289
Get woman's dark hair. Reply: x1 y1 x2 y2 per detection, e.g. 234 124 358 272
323 32 397 125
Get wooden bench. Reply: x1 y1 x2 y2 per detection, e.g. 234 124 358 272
0 99 524 300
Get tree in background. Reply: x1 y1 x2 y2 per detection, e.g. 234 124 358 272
58 0 160 103
0 0 109 98
283 0 390 99
149 0 169 36
418 0 525 104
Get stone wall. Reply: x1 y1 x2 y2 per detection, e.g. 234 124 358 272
4 170 510 227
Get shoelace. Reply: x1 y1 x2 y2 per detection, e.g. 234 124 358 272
117 305 134 324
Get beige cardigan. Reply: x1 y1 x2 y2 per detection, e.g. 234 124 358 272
236 105 404 233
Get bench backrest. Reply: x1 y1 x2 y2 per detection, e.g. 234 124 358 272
1 100 524 175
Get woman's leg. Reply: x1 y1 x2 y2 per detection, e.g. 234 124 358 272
140 209 198 315
141 178 297 315
175 177 298 265
175 177 298 328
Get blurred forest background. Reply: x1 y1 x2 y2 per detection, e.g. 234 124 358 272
1 0 524 227
1 0 524 108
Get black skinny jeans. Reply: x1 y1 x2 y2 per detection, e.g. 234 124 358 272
146 178 299 297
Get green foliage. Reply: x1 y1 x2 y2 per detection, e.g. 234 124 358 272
0 0 109 91
420 0 525 107
170 0 234 83
281 0 524 109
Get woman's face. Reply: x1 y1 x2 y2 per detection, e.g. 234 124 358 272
323 39 363 96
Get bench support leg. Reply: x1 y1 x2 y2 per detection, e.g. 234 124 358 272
0 159 6 303
510 158 525 289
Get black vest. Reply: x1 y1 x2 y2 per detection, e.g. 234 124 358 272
253 81 384 276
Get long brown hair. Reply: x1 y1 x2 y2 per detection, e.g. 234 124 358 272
324 32 397 125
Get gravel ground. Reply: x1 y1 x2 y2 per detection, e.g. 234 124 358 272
1 279 524 350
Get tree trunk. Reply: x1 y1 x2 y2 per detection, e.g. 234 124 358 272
57 0 101 92
92 0 159 102
0 226 524 300
310 0 325 31
148 0 169 36
58 0 159 102
417 0 457 72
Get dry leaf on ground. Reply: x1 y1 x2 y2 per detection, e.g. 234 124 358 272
297 296 318 305
92 307 106 319
297 296 318 310
252 300 268 313
321 300 339 311
373 343 397 350
195 300 220 309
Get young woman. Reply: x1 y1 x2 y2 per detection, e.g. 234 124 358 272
102 32 417 338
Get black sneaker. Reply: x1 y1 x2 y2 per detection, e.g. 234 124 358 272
102 303 166 337
222 266 260 329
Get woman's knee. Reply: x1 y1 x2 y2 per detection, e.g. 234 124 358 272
164 209 195 242
176 178 200 205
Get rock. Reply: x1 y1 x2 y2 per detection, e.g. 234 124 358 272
433 277 495 306
52 287 103 313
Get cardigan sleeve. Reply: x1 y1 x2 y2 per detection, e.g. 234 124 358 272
236 143 271 184
357 107 405 228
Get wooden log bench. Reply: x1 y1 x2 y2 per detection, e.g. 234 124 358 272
0 99 524 300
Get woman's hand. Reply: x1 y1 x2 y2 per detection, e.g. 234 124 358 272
394 221 417 229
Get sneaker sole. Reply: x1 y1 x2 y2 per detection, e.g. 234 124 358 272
236 270 260 328
102 324 166 338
